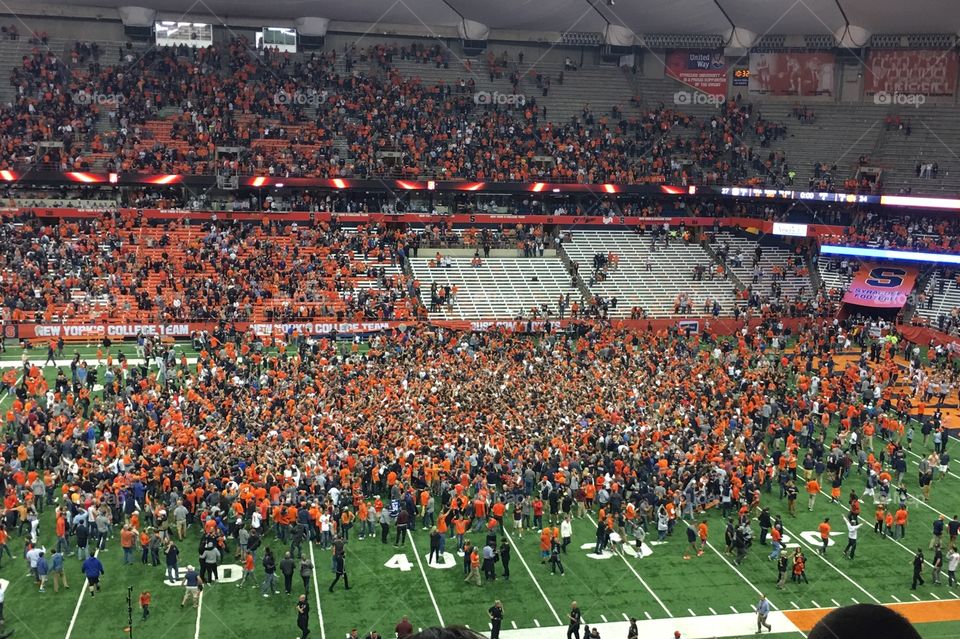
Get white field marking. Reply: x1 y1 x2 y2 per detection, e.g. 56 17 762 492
502 528 563 625
851 598 859 604
730 606 738 614
644 612 652 620
491 611 803 639
511 621 518 629
465 625 470 629
910 593 921 601
951 591 959 598
830 599 840 607
194 590 204 639
407 532 445 626
688 609 696 616
750 605 757 612
622 613 631 621
584 514 672 617
709 608 718 615
890 595 901 602
816 488 934 566
308 541 327 639
930 592 941 599
600 615 608 622
779 524 881 603
64 549 100 639
689 520 777 610
533 619 540 627
489 623 493 630
903 446 960 481
810 600 821 608
791 602 800 609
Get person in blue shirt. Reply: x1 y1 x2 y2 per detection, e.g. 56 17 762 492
756 594 772 633
36 551 49 592
82 554 104 597
50 550 68 593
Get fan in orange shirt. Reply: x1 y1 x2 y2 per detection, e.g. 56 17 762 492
817 518 831 556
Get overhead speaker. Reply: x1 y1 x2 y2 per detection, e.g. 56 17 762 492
124 25 153 41
299 34 325 50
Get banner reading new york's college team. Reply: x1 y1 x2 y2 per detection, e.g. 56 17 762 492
842 262 919 308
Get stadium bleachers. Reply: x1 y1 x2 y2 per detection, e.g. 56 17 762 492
561 230 738 317
409 255 578 320
709 231 812 302
914 268 960 333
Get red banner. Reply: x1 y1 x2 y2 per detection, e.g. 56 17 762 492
865 50 959 97
12 317 816 341
748 52 836 97
842 262 919 308
665 50 728 97
2 208 849 239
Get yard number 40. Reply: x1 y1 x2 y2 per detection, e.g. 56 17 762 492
385 554 414 572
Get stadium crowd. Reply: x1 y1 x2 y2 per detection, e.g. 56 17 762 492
0 210 424 324
3 37 780 187
0 313 956 625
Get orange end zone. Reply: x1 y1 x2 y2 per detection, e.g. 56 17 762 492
784 600 960 631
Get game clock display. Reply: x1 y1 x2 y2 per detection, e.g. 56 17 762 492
732 67 750 85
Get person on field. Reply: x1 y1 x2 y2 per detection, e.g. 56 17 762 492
296 594 310 639
756 594 773 633
82 553 104 598
180 565 203 608
488 601 503 639
567 601 582 639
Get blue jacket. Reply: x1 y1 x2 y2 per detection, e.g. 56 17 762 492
82 556 104 579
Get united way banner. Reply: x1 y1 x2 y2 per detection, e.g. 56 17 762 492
748 52 836 96
864 50 959 97
842 263 919 308
665 50 728 97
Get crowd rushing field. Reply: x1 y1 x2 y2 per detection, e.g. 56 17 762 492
0 336 958 639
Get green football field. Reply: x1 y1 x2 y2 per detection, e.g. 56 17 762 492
1 342 959 639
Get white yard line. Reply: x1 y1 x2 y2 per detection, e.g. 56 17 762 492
680 519 778 612
584 514 672 617
194 591 204 639
407 532 445 626
816 489 936 568
779 524 881 604
308 541 327 639
903 446 960 482
64 549 99 639
502 528 563 625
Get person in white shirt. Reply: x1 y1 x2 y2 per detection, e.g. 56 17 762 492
947 547 960 587
842 515 862 560
560 516 573 554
